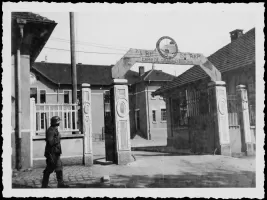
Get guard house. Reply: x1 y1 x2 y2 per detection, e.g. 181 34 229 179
153 28 256 157
11 12 57 169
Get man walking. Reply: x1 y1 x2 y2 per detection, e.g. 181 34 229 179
41 116 69 188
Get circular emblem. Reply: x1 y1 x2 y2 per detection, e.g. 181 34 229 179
116 99 129 118
218 98 226 115
156 36 179 59
83 103 90 114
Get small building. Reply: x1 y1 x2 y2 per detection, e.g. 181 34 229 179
154 28 256 156
31 62 113 141
126 66 175 140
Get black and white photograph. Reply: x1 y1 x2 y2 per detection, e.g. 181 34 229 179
2 2 264 198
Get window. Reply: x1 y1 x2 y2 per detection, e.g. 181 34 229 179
30 88 37 103
152 110 156 122
40 90 46 103
161 109 167 121
64 91 70 104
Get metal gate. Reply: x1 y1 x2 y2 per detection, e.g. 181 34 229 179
186 88 217 154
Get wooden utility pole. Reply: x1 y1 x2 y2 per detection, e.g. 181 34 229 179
70 12 77 104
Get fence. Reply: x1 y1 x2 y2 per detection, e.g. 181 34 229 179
227 94 239 126
186 89 211 117
227 94 255 126
30 98 79 136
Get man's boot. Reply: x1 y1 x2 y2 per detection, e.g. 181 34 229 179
56 170 69 188
41 170 51 188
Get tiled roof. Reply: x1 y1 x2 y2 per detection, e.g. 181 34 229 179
155 28 255 94
12 12 55 23
123 69 175 85
32 62 113 86
142 69 175 82
11 12 57 65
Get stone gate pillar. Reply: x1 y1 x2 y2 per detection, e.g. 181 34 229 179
81 83 93 166
236 85 254 156
112 79 132 165
208 81 231 156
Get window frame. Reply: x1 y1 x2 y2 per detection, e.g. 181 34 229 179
152 110 157 123
160 108 167 122
63 90 71 104
30 87 38 103
40 89 46 104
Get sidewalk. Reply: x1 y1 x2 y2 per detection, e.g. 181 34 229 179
12 151 256 188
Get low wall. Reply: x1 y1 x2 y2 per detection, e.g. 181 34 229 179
33 135 84 168
229 126 243 156
33 156 83 168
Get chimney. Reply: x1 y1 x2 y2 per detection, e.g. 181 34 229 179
139 66 145 76
152 63 155 70
230 29 243 42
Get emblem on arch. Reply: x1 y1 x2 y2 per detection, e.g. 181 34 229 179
156 36 179 59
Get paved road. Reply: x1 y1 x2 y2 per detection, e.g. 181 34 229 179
12 151 255 188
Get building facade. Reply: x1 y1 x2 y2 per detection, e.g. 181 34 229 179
31 62 113 141
154 28 256 156
127 66 175 140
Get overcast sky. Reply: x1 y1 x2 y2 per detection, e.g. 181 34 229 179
19 4 259 76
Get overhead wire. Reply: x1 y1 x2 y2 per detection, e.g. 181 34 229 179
43 47 126 55
43 46 160 58
50 37 131 51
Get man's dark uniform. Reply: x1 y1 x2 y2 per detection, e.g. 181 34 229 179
41 116 69 188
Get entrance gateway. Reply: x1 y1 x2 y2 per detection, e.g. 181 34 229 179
84 36 231 166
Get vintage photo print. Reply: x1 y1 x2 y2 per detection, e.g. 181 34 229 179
2 2 264 198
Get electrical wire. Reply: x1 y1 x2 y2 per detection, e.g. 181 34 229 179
50 37 131 51
43 47 126 55
43 46 159 58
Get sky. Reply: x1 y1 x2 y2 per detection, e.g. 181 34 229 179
15 4 259 76
32 4 258 76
